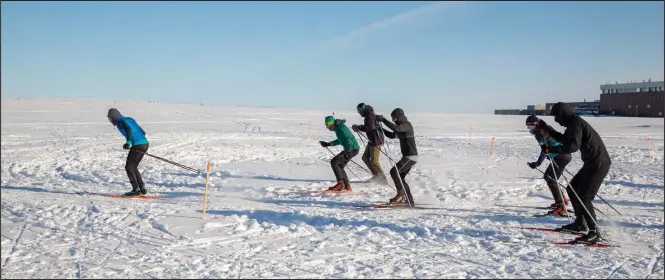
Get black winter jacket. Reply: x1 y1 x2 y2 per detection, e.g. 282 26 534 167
380 112 417 157
357 105 385 146
546 102 611 164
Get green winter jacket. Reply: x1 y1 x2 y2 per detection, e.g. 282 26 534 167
329 119 360 151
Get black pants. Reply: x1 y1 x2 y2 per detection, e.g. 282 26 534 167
543 153 571 204
567 158 611 231
390 157 417 205
126 144 148 189
331 149 359 188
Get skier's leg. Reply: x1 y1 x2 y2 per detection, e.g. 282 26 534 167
579 160 610 232
369 145 387 182
361 145 377 176
399 159 416 206
132 144 148 194
124 149 142 193
340 149 359 190
389 164 403 202
330 152 346 183
553 154 572 204
544 162 563 204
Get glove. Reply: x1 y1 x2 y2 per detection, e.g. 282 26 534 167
527 162 539 169
123 143 131 150
375 115 385 122
541 144 550 154
319 141 330 147
351 125 359 132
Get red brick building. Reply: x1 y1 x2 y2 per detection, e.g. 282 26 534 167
599 80 665 117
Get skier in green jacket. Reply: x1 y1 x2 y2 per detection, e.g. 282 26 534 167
319 115 361 192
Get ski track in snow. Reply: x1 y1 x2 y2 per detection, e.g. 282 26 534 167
1 99 664 279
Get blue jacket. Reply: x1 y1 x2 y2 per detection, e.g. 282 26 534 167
532 128 562 165
115 116 149 146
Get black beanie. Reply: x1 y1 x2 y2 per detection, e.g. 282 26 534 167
525 115 539 125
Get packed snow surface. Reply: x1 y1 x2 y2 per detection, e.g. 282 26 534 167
1 98 664 279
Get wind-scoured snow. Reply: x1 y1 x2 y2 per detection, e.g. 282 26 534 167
1 98 663 279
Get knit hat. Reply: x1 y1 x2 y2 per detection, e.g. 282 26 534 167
525 115 539 125
107 108 122 125
324 116 335 126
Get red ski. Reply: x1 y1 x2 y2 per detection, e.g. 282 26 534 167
555 240 619 248
353 203 430 209
520 227 585 237
107 194 159 199
297 189 353 195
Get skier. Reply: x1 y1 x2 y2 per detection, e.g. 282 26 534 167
538 102 612 244
107 108 150 196
319 115 361 192
351 103 388 185
525 115 571 215
376 108 418 206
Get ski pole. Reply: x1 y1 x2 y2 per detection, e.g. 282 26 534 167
356 132 398 163
324 147 390 190
135 150 202 174
544 154 572 222
536 168 609 218
322 146 371 174
562 168 623 217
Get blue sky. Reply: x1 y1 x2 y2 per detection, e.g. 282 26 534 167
2 1 663 113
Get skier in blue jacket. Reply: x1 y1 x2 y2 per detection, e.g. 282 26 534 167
108 108 150 196
526 115 571 215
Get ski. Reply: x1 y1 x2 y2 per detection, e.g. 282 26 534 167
297 190 354 195
532 213 574 218
107 194 159 199
77 190 159 199
352 203 431 210
555 239 619 248
520 227 585 236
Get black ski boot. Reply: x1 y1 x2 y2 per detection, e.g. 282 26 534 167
124 185 141 196
574 230 604 244
139 186 147 195
557 219 588 233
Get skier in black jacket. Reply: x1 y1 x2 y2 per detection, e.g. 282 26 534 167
538 102 612 244
352 103 388 184
376 108 417 206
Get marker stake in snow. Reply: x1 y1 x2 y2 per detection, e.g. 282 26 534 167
468 123 472 144
308 120 312 140
647 137 652 161
201 162 212 219
489 136 495 157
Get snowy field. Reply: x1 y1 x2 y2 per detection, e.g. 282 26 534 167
1 98 663 279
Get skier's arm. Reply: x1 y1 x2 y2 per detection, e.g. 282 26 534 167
117 120 133 145
383 128 396 139
355 124 367 132
549 122 582 153
535 149 546 165
329 139 340 146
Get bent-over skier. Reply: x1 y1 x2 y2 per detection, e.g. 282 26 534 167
107 108 150 196
319 116 361 192
376 108 418 206
525 115 571 215
538 102 612 244
352 103 388 185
